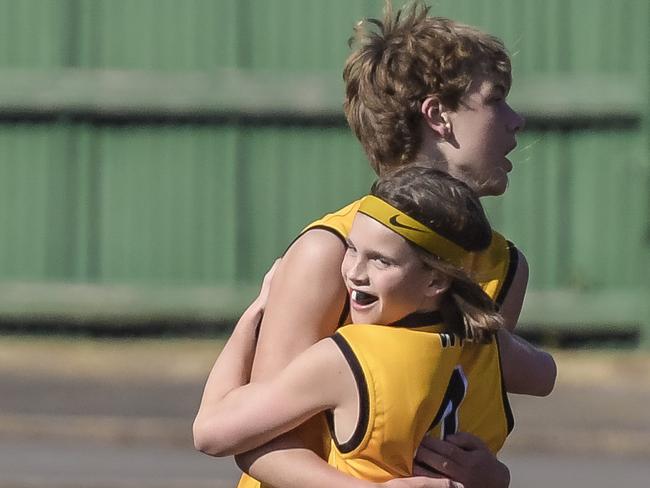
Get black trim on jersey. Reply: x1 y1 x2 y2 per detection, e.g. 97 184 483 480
327 333 370 453
427 366 467 434
282 225 347 256
494 333 515 434
390 310 443 328
495 242 519 307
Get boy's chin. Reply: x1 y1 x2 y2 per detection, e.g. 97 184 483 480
477 174 509 197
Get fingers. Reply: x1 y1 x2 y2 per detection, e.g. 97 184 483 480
418 436 466 464
403 477 464 488
414 446 462 479
412 461 445 478
444 432 489 452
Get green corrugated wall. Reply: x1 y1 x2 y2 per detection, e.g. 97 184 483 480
0 0 647 329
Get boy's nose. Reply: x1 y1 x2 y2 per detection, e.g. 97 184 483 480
346 261 369 286
510 108 525 132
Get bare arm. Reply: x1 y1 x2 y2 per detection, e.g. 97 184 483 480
192 302 261 454
493 250 556 396
499 250 529 332
193 261 279 452
497 329 556 397
249 230 348 379
194 337 348 457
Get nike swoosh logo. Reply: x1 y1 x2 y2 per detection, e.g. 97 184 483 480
389 214 425 232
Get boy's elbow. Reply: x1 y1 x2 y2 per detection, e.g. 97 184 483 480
193 417 229 457
535 353 557 397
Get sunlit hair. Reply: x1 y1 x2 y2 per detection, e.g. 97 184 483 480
344 0 512 174
371 165 503 342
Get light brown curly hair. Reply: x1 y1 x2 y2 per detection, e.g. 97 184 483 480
343 0 512 174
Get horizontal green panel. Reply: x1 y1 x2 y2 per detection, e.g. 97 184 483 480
0 69 645 122
521 289 649 328
0 123 78 280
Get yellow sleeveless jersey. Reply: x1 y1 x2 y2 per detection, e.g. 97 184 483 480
327 313 512 482
237 200 517 488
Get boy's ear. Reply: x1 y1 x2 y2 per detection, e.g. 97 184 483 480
421 96 451 138
424 271 451 298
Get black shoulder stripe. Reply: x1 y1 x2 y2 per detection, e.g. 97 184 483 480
494 333 515 434
495 242 519 307
329 333 370 453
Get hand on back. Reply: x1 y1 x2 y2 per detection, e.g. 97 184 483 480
413 433 509 488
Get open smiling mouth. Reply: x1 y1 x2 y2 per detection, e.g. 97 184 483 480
351 290 378 306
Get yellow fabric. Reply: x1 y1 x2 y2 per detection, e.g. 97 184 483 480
237 200 514 488
357 195 472 269
328 324 510 482
301 199 363 239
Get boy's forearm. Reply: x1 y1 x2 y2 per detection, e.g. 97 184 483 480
193 305 261 446
236 429 375 488
205 305 260 391
498 329 556 396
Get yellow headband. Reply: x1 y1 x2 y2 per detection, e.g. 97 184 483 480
357 195 473 269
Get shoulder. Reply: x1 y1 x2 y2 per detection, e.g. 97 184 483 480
290 337 349 374
279 337 353 407
278 228 348 289
287 227 347 261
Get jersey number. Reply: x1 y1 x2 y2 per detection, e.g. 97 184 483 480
429 366 468 439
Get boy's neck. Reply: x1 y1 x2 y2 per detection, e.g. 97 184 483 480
389 309 443 328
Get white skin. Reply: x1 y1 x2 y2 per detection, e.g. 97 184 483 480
198 72 546 488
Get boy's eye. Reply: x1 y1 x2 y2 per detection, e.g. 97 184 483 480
373 256 392 267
